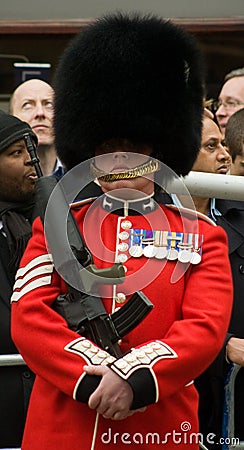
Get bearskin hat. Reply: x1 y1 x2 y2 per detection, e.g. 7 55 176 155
54 12 205 175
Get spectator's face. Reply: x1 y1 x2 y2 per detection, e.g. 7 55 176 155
0 140 37 202
230 143 244 176
216 77 244 136
192 117 231 174
11 80 54 147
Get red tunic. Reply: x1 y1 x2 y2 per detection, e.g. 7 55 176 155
11 199 233 449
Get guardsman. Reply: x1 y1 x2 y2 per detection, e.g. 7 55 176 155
11 12 233 450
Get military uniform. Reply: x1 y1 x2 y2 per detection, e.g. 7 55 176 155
11 195 233 450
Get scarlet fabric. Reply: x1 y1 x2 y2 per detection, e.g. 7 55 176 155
11 201 233 450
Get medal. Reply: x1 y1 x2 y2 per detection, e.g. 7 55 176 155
167 248 178 260
178 249 192 263
177 233 193 263
143 245 157 258
129 229 144 257
154 230 168 259
167 231 181 261
191 252 201 265
155 247 168 259
125 227 204 264
190 234 203 265
129 245 143 257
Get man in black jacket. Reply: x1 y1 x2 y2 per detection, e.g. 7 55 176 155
176 112 244 448
0 110 37 448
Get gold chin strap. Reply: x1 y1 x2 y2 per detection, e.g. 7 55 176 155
90 159 160 182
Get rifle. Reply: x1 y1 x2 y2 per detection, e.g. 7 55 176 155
24 134 153 358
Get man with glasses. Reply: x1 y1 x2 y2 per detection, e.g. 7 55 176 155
214 68 244 137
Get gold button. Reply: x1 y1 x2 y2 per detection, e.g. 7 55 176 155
118 231 129 240
115 292 126 304
116 360 127 369
97 350 108 359
106 356 116 364
121 220 132 230
116 254 128 263
151 343 162 350
82 340 91 348
118 242 129 252
90 345 98 354
125 354 137 363
135 351 146 359
144 347 154 354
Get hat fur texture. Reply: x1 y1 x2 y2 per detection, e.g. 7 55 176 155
54 12 205 175
0 110 37 153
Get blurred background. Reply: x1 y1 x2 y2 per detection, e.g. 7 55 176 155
0 0 243 111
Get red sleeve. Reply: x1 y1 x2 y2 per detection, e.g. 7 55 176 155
11 216 114 400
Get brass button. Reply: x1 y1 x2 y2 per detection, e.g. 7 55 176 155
118 231 129 240
116 359 127 369
115 292 126 304
116 254 128 263
118 242 129 252
121 220 132 230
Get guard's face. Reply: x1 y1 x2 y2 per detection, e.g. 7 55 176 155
94 139 154 196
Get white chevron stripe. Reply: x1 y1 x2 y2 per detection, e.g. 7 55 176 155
14 264 54 289
11 276 52 302
16 254 53 279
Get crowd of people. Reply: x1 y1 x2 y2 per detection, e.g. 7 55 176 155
174 111 244 448
0 111 37 448
0 10 243 450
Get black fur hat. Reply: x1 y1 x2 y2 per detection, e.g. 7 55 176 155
54 12 205 174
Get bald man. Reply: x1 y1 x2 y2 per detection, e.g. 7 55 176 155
10 79 64 176
215 68 244 137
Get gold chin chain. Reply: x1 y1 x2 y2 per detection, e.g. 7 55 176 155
90 159 160 182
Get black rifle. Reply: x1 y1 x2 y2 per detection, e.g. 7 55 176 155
24 134 153 358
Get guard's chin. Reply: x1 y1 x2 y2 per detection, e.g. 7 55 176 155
92 159 160 182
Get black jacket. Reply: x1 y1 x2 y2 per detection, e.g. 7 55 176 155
195 199 244 447
0 226 35 447
216 200 244 338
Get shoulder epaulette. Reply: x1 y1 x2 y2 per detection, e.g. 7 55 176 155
165 204 217 226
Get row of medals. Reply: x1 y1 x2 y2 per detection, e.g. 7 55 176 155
118 230 203 265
